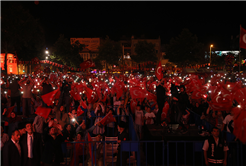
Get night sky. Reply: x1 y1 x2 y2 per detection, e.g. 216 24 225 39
16 1 246 50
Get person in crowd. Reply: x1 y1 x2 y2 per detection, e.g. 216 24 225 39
33 114 46 135
41 126 65 166
105 108 116 137
31 96 43 112
2 130 21 166
55 105 69 129
7 76 21 115
203 127 228 166
216 111 224 131
87 134 104 166
76 120 101 141
134 105 144 140
116 121 130 166
193 102 203 116
68 109 78 126
1 126 9 150
117 99 129 124
19 76 34 118
222 110 234 133
180 109 190 134
69 132 87 166
62 124 75 142
2 109 22 138
58 79 71 113
156 78 166 125
144 106 156 125
20 122 43 166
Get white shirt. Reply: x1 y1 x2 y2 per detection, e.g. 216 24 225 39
27 133 34 158
145 112 156 125
11 139 21 156
223 114 234 133
135 109 144 125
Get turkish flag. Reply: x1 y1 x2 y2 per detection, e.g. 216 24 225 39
146 91 157 101
240 25 246 49
35 106 52 119
155 61 163 80
130 86 147 99
99 112 116 126
41 88 60 106
161 101 169 120
70 90 81 101
6 106 16 118
77 106 84 117
87 133 96 165
233 110 246 144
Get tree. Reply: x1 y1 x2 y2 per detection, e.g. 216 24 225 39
50 34 84 68
96 36 122 71
131 41 158 64
165 29 205 67
1 2 45 74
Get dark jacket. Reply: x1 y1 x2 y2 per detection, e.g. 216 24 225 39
41 128 65 164
20 132 43 166
2 140 21 166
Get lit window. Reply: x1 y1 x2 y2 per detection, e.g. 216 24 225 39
10 68 12 72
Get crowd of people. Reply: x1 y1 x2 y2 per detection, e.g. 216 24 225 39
0 71 240 166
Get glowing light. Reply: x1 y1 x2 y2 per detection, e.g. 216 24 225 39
21 91 24 94
237 105 241 108
4 91 7 94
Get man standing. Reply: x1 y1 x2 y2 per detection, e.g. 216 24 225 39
116 121 130 166
2 130 22 166
203 127 228 166
20 122 43 166
156 78 166 125
19 76 34 118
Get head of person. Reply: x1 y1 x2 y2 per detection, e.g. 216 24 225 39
211 127 220 138
81 122 86 130
147 107 151 113
72 109 76 115
10 112 16 119
136 105 141 111
49 127 57 136
117 121 126 131
25 122 33 135
76 132 82 140
66 124 71 132
180 85 185 93
11 130 21 142
60 105 64 112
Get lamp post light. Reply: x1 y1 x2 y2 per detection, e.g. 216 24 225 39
210 44 213 65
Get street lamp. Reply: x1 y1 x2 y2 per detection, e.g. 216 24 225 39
45 50 49 54
210 44 213 65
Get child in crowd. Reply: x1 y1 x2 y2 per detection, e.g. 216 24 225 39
144 106 156 125
134 105 144 140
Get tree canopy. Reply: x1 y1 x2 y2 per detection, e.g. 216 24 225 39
1 2 45 73
50 34 84 68
96 36 122 69
131 41 158 63
165 29 205 67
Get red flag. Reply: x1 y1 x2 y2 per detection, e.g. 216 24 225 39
80 100 87 109
233 110 246 144
41 88 60 106
70 90 81 101
87 133 95 164
6 106 16 118
155 61 163 80
240 25 246 49
35 106 52 119
130 86 147 99
161 101 169 121
77 106 84 117
99 112 116 126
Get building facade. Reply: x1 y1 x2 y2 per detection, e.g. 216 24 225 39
0 53 18 74
70 38 101 61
